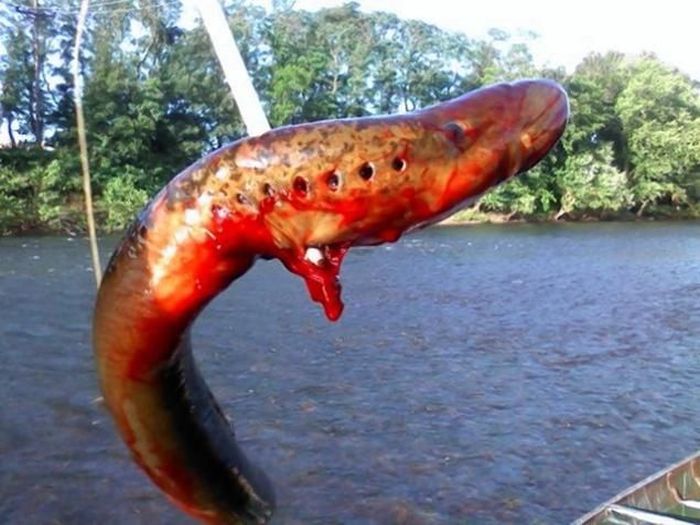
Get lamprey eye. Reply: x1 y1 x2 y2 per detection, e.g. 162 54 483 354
293 176 309 195
443 121 471 151
326 171 341 191
359 162 375 181
391 157 407 172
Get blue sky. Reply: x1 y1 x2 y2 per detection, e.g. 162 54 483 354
226 0 699 80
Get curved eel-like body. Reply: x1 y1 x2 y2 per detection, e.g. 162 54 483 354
93 79 568 524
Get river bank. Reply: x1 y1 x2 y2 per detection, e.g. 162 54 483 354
441 205 700 226
3 205 699 237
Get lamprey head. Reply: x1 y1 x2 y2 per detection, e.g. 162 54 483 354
309 78 569 246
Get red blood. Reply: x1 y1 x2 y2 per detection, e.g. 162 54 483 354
276 244 349 321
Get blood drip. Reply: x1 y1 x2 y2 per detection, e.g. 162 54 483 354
278 245 349 321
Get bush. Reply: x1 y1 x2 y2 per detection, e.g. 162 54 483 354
100 169 150 231
0 166 30 234
555 143 632 218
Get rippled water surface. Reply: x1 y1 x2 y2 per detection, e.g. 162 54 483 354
1 223 699 524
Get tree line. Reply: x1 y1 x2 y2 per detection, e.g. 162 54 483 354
1 0 698 234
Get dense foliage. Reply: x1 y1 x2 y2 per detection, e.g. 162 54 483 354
1 0 699 234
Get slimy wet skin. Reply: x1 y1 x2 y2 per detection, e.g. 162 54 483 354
93 79 568 524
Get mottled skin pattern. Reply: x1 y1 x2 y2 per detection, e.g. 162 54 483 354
93 80 568 524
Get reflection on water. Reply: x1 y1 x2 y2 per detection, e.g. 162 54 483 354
0 223 699 524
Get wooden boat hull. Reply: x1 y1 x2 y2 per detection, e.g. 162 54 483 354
575 451 700 524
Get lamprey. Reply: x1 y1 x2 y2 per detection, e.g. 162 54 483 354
93 79 569 524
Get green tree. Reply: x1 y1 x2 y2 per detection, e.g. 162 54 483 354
1 30 32 147
554 143 631 219
616 56 700 214
565 52 629 170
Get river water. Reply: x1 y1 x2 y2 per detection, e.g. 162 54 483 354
1 222 699 524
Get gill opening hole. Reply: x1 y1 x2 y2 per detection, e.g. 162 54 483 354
262 183 275 197
359 162 375 181
236 193 250 205
392 157 407 172
293 176 309 196
326 171 341 191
